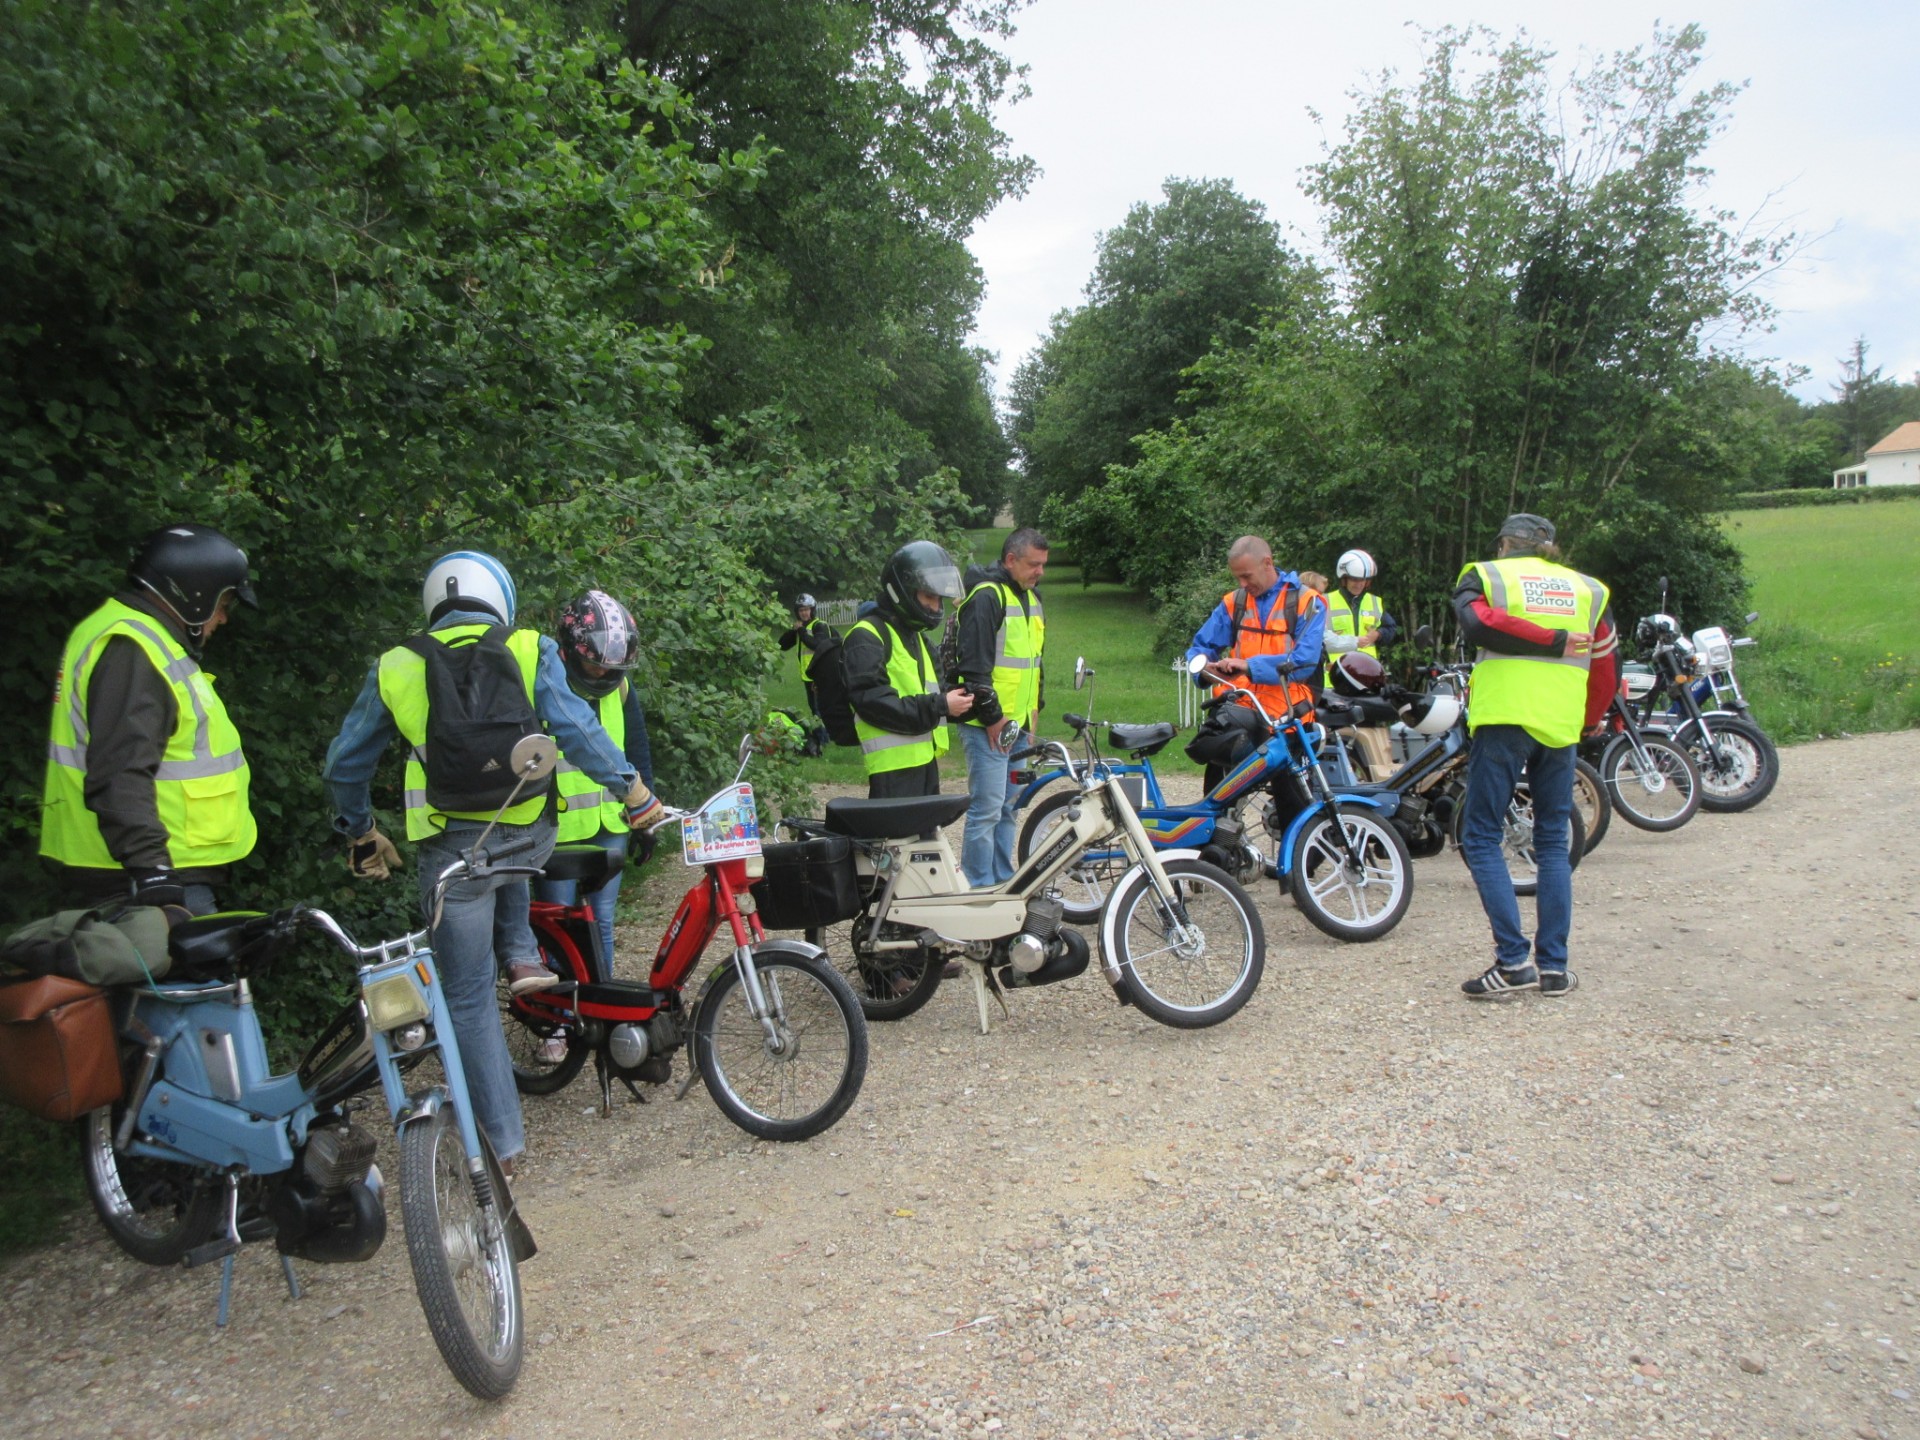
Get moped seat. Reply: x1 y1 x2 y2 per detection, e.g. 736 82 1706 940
1107 722 1175 756
167 911 272 980
824 794 970 840
539 843 625 887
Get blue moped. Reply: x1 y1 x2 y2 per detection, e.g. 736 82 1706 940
77 737 557 1399
1013 657 1414 942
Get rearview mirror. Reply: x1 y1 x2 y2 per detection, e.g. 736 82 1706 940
1745 611 1760 625
509 734 559 784
1073 656 1093 691
1412 624 1435 651
1186 653 1210 677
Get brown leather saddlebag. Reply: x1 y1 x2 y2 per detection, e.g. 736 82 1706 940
0 975 122 1121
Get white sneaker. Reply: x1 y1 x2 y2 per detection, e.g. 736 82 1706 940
535 1034 569 1065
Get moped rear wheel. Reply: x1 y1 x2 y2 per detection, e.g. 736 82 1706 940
807 915 943 1023
1599 735 1701 831
497 978 590 1095
1106 858 1264 1029
1015 789 1126 923
694 951 869 1141
80 1104 220 1265
1573 755 1610 855
1287 808 1414 942
399 1105 523 1400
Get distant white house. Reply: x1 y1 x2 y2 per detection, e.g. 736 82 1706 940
1833 421 1920 488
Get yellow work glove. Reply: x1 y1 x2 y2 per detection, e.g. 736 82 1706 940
348 827 403 881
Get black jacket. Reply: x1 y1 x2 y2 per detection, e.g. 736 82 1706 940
844 603 947 737
58 589 230 889
778 616 836 658
952 563 1044 728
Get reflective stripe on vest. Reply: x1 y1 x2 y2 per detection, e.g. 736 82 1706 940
40 598 257 869
377 625 545 840
849 618 948 774
965 579 1045 728
1324 590 1385 661
1213 585 1316 719
556 682 626 841
1460 558 1610 749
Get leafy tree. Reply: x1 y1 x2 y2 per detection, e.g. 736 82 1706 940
1009 178 1315 526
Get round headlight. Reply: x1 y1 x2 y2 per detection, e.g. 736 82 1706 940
392 1022 428 1052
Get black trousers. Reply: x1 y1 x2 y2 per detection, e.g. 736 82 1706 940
867 759 941 799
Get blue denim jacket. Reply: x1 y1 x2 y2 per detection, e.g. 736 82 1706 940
1184 573 1327 687
323 609 639 837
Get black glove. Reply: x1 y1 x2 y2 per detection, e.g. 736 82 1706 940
633 827 658 867
127 867 187 910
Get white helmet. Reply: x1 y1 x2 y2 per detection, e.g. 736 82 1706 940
1405 692 1462 736
1336 549 1377 581
422 550 517 625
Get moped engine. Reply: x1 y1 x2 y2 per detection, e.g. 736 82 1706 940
272 1118 386 1264
609 1013 681 1084
1002 896 1065 974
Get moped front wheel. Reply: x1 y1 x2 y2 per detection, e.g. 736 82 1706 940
399 1105 523 1400
1106 858 1264 1029
1675 716 1778 813
80 1104 220 1265
1573 755 1610 854
694 951 869 1141
1287 808 1414 942
1015 790 1126 924
1599 735 1701 831
1451 785 1586 896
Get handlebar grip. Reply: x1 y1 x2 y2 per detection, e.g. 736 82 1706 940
1063 712 1088 730
1006 747 1039 763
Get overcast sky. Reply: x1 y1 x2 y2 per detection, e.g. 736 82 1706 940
966 0 1920 404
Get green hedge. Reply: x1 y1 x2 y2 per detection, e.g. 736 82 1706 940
1720 485 1920 511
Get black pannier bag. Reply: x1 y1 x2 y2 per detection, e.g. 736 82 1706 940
1183 701 1267 769
751 834 862 930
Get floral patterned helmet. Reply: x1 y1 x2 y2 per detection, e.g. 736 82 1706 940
556 589 640 699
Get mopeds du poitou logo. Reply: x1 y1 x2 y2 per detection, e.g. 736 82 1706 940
1518 574 1578 616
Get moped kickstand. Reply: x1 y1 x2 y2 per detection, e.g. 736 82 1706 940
183 1171 300 1326
969 964 1010 1036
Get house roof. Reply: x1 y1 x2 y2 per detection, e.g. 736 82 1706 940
1867 421 1920 455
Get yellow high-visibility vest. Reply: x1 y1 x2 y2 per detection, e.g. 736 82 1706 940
1460 558 1610 748
40 599 256 870
555 683 627 841
962 579 1045 729
849 618 947 775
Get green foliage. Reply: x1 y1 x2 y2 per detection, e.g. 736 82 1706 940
1009 179 1316 527
0 1108 83 1256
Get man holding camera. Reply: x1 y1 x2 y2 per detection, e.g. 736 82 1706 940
953 528 1048 888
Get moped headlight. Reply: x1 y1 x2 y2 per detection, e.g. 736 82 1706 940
364 974 431 1032
392 1021 428 1052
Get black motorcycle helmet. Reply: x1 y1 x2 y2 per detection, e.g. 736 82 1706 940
1330 651 1386 697
878 541 963 631
131 523 257 635
556 588 640 699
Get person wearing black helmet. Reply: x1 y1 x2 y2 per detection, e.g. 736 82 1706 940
844 541 974 797
1452 513 1618 1000
778 592 836 757
39 523 260 914
535 589 656 979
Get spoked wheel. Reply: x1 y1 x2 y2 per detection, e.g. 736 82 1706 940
1015 790 1126 924
1103 858 1265 1029
80 1104 221 1265
1598 734 1701 831
807 916 942 1023
1451 785 1586 896
1286 808 1414 942
694 950 869 1141
498 979 590 1095
399 1105 523 1400
1675 716 1778 813
1572 755 1610 855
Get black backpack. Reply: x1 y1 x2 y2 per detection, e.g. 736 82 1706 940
807 625 864 748
401 626 551 813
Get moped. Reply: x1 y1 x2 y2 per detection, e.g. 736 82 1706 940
783 710 1267 1034
500 733 868 1140
79 735 558 1399
1014 656 1414 943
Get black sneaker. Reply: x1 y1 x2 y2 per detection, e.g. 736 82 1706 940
1461 962 1540 998
1537 969 1579 996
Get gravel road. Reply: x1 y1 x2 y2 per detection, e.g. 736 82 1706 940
4 731 1917 1440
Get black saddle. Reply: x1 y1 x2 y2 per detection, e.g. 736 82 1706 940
824 794 970 840
167 911 278 980
539 843 625 887
1318 695 1400 730
1106 722 1176 757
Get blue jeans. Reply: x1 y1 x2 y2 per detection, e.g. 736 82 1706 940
1458 724 1574 973
532 829 628 975
415 816 557 1163
957 724 1017 888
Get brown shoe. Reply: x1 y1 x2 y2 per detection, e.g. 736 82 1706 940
507 963 560 996
940 961 962 980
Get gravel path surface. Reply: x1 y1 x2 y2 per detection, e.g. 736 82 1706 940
4 731 1917 1440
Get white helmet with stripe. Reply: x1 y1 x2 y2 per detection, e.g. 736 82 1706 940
422 551 517 625
1335 549 1377 581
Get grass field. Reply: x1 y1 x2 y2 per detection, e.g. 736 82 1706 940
1721 502 1920 740
765 526 1206 790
